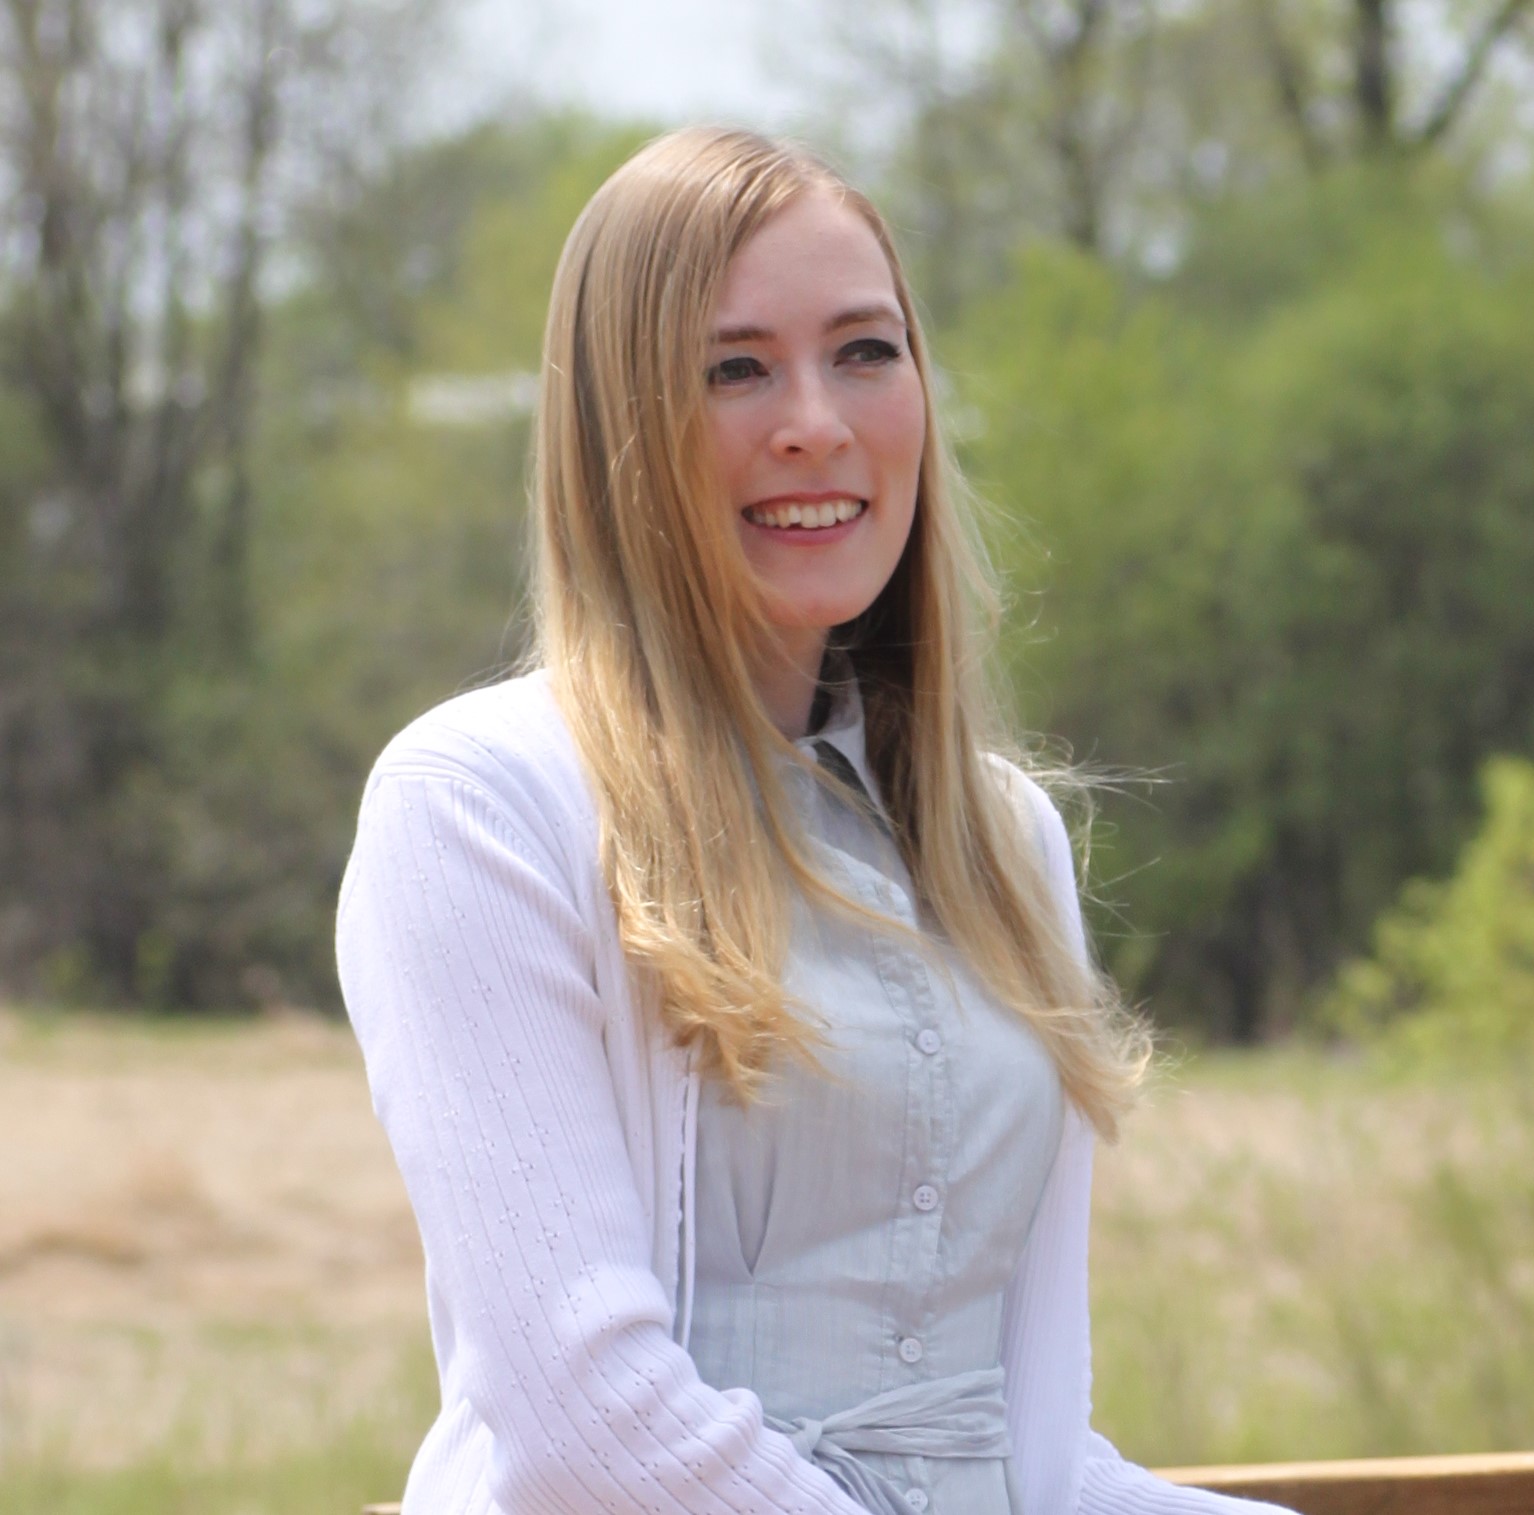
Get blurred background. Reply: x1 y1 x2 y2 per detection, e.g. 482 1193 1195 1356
1 0 1531 1509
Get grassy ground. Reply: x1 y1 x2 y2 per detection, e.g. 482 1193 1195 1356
1091 1046 1534 1466
3 1009 1530 1513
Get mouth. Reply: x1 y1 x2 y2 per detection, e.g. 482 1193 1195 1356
742 498 868 531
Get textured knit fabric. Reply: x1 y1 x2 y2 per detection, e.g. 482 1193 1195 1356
691 691 1063 1514
335 669 1293 1515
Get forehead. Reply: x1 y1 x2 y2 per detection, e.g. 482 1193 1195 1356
711 191 900 324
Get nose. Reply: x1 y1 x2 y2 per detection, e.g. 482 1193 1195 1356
769 368 853 460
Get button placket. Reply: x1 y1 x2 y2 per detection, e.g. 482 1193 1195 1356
724 704 1048 1514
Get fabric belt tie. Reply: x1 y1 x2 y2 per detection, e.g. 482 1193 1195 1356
765 1365 1012 1515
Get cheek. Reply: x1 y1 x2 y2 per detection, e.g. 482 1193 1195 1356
705 409 753 495
872 381 926 493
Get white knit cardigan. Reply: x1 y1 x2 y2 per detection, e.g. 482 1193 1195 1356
337 671 1287 1515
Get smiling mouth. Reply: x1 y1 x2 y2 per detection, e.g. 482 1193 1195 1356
743 499 867 530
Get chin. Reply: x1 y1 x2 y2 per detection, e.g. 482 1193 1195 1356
762 582 885 629
769 604 870 636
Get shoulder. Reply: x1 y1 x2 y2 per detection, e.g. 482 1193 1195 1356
983 753 1090 967
365 670 578 796
982 753 1075 881
355 669 596 878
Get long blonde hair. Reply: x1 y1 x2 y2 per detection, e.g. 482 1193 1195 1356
532 126 1147 1140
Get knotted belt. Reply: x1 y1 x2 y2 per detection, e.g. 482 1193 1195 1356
764 1365 1012 1514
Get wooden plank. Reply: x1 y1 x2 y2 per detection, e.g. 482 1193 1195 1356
365 1451 1534 1515
1157 1450 1534 1514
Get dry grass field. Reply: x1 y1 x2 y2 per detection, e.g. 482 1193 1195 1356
0 1009 433 1513
1090 1048 1534 1464
2 1007 1531 1514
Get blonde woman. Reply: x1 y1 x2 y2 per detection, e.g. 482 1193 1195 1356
337 127 1288 1515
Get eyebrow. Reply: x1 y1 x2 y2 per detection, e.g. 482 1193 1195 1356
710 303 907 345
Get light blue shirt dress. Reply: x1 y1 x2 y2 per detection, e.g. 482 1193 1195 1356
689 692 1066 1515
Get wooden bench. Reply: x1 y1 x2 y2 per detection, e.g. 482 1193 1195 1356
363 1449 1534 1513
1157 1451 1534 1513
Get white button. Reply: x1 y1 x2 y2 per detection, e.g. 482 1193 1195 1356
897 1335 924 1364
915 1028 941 1055
905 1491 929 1512
913 1184 939 1212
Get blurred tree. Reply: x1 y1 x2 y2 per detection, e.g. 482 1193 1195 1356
1247 0 1533 167
810 0 1533 302
102 114 641 1009
955 217 1534 1040
814 0 1158 312
288 113 636 367
805 0 1534 1041
0 0 444 1002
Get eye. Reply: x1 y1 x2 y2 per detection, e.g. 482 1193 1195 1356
706 355 767 387
838 337 903 367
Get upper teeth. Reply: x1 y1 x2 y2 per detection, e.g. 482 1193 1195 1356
746 499 865 529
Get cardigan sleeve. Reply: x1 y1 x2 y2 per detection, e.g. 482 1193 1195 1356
336 749 871 1515
1001 781 1294 1515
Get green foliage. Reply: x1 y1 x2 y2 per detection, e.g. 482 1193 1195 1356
7 87 1534 1039
1323 758 1534 1062
408 120 651 373
0 112 643 1012
952 176 1534 1038
1165 163 1479 326
290 114 649 369
128 117 645 1009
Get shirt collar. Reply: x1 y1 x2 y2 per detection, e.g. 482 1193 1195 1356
791 653 878 800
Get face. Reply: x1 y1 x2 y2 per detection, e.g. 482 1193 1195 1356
704 190 926 661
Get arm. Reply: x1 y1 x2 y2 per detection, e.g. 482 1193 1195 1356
336 751 871 1515
1002 782 1294 1514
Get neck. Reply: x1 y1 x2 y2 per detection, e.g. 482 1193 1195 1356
753 628 828 740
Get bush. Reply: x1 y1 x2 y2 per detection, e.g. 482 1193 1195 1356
1322 757 1534 1063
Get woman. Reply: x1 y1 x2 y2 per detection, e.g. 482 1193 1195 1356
337 126 1289 1514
